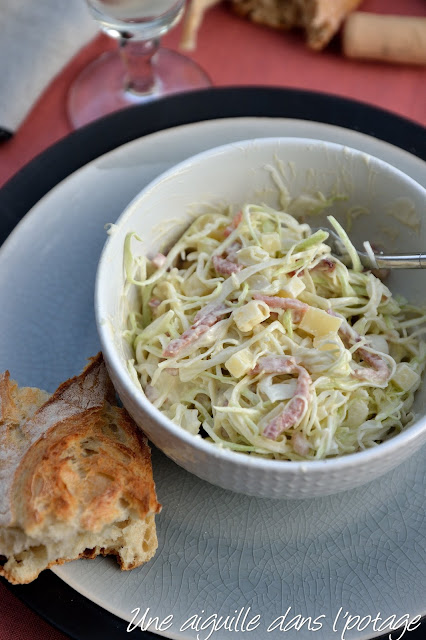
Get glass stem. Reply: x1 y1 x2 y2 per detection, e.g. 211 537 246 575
119 37 160 96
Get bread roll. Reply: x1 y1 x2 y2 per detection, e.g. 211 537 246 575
302 0 364 50
231 0 363 49
0 354 161 584
182 0 363 51
230 0 302 31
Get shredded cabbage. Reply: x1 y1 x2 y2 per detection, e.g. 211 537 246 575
124 206 426 461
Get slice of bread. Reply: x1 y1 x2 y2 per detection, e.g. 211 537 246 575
0 354 161 584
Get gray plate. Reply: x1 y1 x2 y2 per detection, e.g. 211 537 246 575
1 117 425 640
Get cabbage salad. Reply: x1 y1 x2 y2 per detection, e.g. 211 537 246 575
124 205 426 460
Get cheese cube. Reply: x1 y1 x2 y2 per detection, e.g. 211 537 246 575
209 228 226 241
260 232 281 255
299 307 342 337
346 398 369 428
225 349 254 378
233 300 270 333
313 332 343 352
237 246 270 266
391 363 420 392
182 272 210 297
277 275 306 299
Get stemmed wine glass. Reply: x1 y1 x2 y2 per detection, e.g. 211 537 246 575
68 0 211 128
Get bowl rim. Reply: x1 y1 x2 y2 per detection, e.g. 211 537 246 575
95 136 426 473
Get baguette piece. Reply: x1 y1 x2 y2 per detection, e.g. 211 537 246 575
0 354 161 584
220 0 363 50
300 0 363 50
230 0 302 30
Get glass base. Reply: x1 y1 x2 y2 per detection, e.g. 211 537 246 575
67 48 211 129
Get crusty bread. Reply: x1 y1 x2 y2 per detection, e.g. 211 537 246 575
231 0 363 49
301 0 364 50
182 0 363 50
230 0 302 31
0 354 161 584
0 371 50 430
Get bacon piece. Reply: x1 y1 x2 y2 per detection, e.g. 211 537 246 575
328 310 390 384
287 269 306 278
212 255 242 275
151 253 167 268
252 294 308 322
162 304 229 358
212 240 242 275
352 349 390 384
252 355 296 375
311 257 336 272
251 356 311 440
225 241 241 261
224 211 243 237
148 297 161 308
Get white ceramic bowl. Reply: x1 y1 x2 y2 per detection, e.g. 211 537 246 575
95 137 426 499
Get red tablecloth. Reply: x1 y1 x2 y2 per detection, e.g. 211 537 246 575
0 0 425 638
0 0 425 188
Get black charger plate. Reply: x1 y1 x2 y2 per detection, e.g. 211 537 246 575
0 87 425 640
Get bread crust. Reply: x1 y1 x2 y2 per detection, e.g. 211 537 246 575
231 0 302 31
0 354 161 584
230 0 363 49
0 355 113 527
0 371 50 432
304 0 363 50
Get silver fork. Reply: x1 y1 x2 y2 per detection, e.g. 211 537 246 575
313 227 426 269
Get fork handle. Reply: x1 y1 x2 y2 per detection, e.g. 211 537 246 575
368 254 426 269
